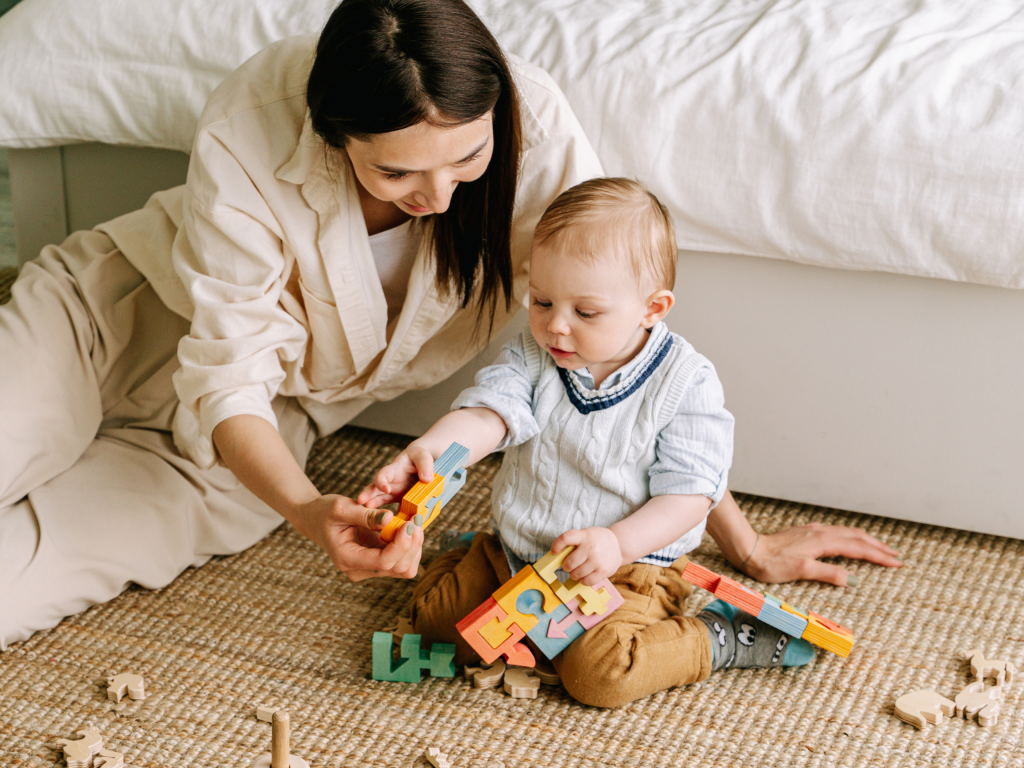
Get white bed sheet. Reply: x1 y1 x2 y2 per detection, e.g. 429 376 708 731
1 0 1022 289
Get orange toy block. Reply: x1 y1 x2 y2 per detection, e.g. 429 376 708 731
681 561 721 592
379 474 445 543
713 575 765 616
483 566 562 644
456 597 535 667
802 612 855 657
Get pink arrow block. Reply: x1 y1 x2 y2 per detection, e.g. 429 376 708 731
547 598 588 639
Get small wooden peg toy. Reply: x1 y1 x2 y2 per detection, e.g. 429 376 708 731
56 728 104 768
251 710 310 768
894 689 955 730
425 746 452 768
107 672 145 703
964 649 1015 685
955 680 1002 727
95 748 125 768
503 667 541 699
464 658 506 689
380 442 470 543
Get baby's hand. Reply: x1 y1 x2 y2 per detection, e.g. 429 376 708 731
357 444 436 510
551 527 624 586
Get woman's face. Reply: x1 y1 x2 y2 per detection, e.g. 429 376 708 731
345 112 494 216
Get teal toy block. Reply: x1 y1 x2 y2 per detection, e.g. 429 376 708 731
424 443 470 515
757 594 808 637
517 588 583 660
372 631 432 682
429 643 456 677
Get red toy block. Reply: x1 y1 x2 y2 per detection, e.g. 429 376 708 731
681 561 721 592
456 597 536 667
713 575 765 616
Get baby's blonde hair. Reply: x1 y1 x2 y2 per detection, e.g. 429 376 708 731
533 177 676 292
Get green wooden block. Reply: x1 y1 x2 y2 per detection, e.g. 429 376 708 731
429 643 456 677
372 631 397 681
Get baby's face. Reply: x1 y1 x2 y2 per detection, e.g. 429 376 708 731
528 239 658 377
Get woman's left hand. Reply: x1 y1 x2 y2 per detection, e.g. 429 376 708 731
741 522 902 586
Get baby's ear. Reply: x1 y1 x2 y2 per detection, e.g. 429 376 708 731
642 289 675 327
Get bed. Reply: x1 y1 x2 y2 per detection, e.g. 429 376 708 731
2 0 1022 538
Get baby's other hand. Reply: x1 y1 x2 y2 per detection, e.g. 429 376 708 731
552 527 623 586
356 444 436 509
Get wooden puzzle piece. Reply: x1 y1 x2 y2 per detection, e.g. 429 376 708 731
955 680 1002 726
464 658 506 689
516 589 580 660
95 748 125 768
681 561 722 592
757 594 809 638
412 442 470 530
482 567 555 644
576 579 624 630
553 578 612 617
533 546 574 586
894 689 955 729
534 661 561 686
107 672 145 703
456 598 535 667
802 612 855 658
57 728 104 768
713 574 765 616
372 631 433 682
429 643 456 678
425 746 452 768
503 667 541 699
964 648 1015 686
547 598 589 640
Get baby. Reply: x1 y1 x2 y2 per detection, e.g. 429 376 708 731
359 178 814 708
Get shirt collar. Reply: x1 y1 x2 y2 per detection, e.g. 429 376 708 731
574 322 670 391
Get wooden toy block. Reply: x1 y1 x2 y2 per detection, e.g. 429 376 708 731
372 631 431 682
483 566 564 648
107 672 145 703
955 680 1002 726
713 574 765 616
681 561 722 592
257 705 279 723
95 748 125 768
429 643 456 677
553 578 612 617
57 729 104 768
534 661 561 686
379 442 469 543
503 667 541 699
757 594 809 638
517 589 579 660
894 689 955 730
425 746 452 768
576 579 624 630
250 709 311 768
533 546 574 586
547 597 589 640
964 649 1015 685
802 612 855 658
465 658 506 689
456 598 535 667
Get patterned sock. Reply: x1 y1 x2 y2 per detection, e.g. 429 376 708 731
698 599 816 671
437 529 477 555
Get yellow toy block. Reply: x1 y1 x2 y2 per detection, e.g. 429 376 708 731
533 546 574 586
802 612 855 658
554 578 612 617
481 566 562 647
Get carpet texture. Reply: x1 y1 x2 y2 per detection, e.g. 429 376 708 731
2 270 1023 767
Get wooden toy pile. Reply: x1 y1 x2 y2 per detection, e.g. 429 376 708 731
681 561 855 657
895 649 1016 729
456 545 625 667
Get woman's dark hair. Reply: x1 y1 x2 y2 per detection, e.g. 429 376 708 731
307 0 522 323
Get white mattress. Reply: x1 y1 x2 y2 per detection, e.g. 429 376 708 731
1 0 1022 289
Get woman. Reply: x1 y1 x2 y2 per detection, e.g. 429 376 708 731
0 0 898 649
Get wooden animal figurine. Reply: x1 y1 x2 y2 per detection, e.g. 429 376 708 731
533 661 561 686
251 710 310 768
107 672 145 703
894 689 956 730
955 680 1002 727
964 649 1015 685
95 748 125 768
379 442 469 543
425 747 452 768
464 659 506 689
503 667 541 699
56 728 104 768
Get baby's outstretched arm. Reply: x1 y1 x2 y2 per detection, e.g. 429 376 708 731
357 407 508 509
553 494 713 585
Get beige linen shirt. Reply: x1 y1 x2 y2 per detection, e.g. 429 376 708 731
97 35 603 469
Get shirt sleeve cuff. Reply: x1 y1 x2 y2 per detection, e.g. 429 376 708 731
198 386 280 447
649 469 730 509
451 387 540 451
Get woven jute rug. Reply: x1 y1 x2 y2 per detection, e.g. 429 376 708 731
2 267 1023 767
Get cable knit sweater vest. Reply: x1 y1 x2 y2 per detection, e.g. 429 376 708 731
492 328 710 565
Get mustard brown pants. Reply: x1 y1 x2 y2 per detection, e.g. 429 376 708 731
410 532 714 708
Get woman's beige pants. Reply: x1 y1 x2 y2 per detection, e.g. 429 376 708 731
0 231 317 649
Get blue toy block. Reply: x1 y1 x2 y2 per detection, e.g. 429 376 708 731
424 443 470 516
756 594 809 637
429 643 456 677
516 588 584 660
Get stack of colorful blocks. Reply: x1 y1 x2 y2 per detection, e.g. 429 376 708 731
456 545 625 667
681 561 855 657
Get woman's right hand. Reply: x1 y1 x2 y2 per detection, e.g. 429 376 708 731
294 493 424 581
356 444 437 510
